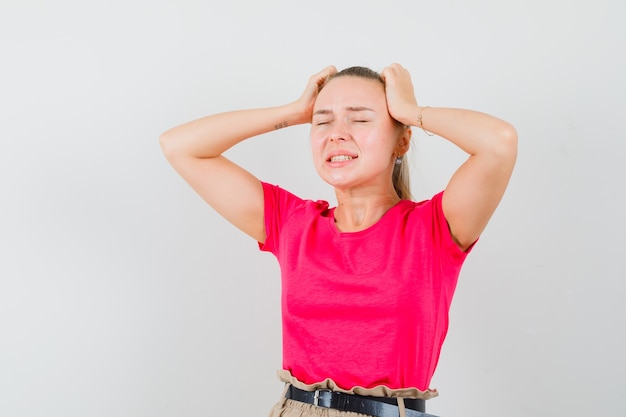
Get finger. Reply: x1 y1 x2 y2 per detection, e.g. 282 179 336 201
381 65 393 81
313 65 336 80
381 64 401 85
324 65 337 76
380 67 388 82
312 65 337 91
318 65 337 82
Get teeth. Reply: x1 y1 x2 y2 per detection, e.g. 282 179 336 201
330 155 354 162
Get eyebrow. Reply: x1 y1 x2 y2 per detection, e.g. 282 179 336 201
313 106 376 116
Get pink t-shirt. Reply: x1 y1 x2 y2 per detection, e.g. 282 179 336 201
259 182 472 391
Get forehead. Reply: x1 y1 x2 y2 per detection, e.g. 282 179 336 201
314 76 385 110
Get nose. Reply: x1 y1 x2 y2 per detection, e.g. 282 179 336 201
329 134 346 142
328 123 350 142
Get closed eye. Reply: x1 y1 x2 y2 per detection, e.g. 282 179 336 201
313 118 333 126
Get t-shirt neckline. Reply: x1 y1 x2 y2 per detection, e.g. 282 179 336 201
327 200 408 237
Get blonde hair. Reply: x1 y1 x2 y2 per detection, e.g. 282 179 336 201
392 153 412 200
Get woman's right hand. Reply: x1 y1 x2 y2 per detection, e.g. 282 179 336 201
293 65 337 124
160 66 337 243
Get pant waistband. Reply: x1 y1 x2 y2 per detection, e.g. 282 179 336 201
286 385 438 417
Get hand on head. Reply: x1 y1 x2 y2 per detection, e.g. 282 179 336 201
295 65 337 124
297 63 419 127
381 63 419 126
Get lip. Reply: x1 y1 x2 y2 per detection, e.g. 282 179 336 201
325 150 359 163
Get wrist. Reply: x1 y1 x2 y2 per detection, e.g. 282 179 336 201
268 103 306 131
416 106 434 136
393 103 420 127
284 101 311 126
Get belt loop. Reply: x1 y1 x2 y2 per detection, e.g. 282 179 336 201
397 397 406 417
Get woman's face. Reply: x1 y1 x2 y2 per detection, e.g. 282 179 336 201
310 76 408 192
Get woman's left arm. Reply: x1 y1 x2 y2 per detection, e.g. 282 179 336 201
382 64 518 251
419 106 517 251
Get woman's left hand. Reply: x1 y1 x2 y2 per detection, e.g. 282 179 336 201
381 63 420 126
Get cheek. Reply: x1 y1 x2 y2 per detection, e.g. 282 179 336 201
309 132 325 162
361 129 394 151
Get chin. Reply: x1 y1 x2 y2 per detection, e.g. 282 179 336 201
323 177 356 190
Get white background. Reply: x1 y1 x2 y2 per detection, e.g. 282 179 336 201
1 1 625 416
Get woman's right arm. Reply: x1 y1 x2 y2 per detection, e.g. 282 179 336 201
159 66 336 243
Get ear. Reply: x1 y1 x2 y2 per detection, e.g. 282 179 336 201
395 126 412 155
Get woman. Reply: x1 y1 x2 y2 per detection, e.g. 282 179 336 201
160 63 517 417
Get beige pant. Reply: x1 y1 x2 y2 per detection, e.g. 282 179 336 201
267 371 439 417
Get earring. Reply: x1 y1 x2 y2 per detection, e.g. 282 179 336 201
395 156 402 165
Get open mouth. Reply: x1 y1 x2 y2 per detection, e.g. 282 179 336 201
328 155 357 162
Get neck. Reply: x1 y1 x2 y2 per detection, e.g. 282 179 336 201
333 187 401 232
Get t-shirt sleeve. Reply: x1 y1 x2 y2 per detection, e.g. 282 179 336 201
430 190 477 264
258 182 304 255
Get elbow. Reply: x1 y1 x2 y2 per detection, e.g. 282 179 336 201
159 129 178 160
494 122 518 162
